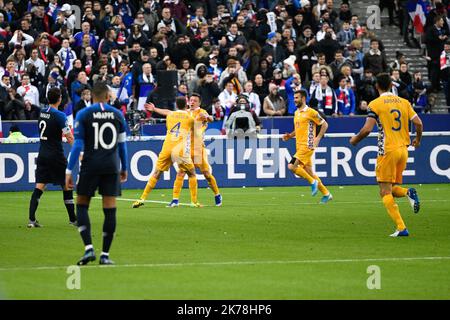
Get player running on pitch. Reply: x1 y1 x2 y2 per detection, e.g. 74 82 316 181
132 97 201 208
28 88 76 228
283 89 332 203
350 73 422 237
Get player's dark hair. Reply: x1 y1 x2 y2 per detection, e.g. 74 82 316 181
47 87 62 105
376 73 392 91
294 89 308 100
92 82 110 101
190 93 202 101
176 96 187 110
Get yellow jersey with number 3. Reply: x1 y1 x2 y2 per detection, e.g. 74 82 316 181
294 106 325 151
367 93 417 156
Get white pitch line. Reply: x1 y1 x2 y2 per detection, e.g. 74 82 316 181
92 197 206 207
107 197 449 207
0 256 449 272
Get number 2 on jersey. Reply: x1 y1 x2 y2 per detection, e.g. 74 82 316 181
170 122 181 137
391 109 402 131
39 120 47 140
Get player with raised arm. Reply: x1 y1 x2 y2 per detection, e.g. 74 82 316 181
350 73 423 237
283 90 332 203
28 88 75 228
152 94 222 208
132 97 201 208
66 83 128 265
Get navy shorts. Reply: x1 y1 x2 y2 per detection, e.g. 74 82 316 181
77 173 121 197
35 157 66 186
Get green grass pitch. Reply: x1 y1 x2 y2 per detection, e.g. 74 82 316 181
0 184 449 299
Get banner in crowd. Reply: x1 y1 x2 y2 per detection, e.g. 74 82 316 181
0 134 449 192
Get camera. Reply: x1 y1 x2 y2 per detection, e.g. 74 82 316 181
125 109 147 136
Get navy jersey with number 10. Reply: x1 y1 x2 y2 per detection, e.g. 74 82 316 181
74 103 127 174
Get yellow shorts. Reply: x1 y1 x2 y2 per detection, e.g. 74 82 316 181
192 147 211 173
156 146 194 173
294 148 314 167
376 147 408 184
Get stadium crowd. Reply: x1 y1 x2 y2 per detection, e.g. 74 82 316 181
0 0 448 126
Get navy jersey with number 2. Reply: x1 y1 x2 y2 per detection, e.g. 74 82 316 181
38 107 71 161
74 103 127 174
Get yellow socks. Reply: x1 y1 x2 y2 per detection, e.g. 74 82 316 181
141 176 158 200
206 175 220 196
189 176 198 203
382 194 406 231
392 185 408 198
314 175 330 196
294 166 315 184
173 174 184 200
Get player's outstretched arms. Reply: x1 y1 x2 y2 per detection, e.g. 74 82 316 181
145 103 171 117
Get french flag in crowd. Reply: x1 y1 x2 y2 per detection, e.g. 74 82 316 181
0 115 3 138
64 103 74 129
407 0 431 34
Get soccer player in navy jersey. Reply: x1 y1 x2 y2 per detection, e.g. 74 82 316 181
28 88 75 228
66 83 128 265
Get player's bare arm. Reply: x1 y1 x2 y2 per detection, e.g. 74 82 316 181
145 103 171 117
282 131 295 141
314 120 328 148
65 132 74 146
350 117 376 146
411 115 423 148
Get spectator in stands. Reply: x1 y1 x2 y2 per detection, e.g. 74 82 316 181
357 100 368 115
17 74 39 107
426 15 449 93
3 125 28 143
253 74 269 116
219 79 238 112
329 50 346 82
263 83 286 117
317 26 339 64
285 73 307 115
358 69 378 103
74 87 92 119
296 25 317 84
440 40 450 106
337 21 355 53
335 75 356 116
242 81 261 116
412 71 429 113
345 45 363 82
309 74 338 117
262 31 286 69
391 69 409 99
312 53 334 80
196 71 221 111
363 39 388 76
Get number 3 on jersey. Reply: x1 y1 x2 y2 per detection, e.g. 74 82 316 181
391 109 402 131
170 122 181 137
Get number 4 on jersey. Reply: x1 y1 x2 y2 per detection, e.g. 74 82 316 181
170 122 181 137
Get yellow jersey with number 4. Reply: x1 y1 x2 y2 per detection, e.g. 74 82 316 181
163 110 194 150
367 93 417 156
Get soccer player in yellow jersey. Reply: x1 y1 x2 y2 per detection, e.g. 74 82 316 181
167 93 222 207
283 90 333 203
132 97 201 208
350 73 423 237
